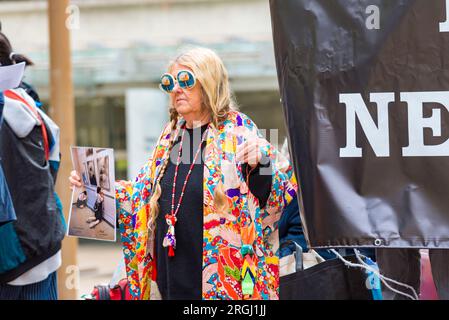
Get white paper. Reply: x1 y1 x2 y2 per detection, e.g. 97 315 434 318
0 62 25 91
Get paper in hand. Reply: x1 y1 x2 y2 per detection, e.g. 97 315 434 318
0 62 25 91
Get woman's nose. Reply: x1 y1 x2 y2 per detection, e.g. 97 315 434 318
173 82 183 93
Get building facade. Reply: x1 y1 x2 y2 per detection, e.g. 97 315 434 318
0 0 287 179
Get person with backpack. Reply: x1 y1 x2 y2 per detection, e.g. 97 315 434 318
0 29 65 300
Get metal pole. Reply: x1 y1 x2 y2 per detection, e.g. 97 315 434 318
48 0 78 300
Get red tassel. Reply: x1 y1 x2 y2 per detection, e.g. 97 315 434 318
168 246 175 257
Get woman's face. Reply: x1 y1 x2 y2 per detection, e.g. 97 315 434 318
169 63 204 119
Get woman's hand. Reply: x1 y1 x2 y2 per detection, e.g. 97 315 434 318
69 170 83 190
236 139 263 168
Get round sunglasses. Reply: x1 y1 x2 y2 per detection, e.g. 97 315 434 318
159 70 196 93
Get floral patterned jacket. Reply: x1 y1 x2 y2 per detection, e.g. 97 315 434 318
116 111 297 300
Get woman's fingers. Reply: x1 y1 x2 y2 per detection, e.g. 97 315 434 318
69 178 82 189
236 141 256 160
69 170 83 188
71 170 81 180
236 140 261 167
235 142 249 162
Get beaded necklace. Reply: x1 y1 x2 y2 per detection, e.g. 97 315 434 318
162 123 209 257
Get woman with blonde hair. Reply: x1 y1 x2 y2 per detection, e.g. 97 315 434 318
70 47 297 300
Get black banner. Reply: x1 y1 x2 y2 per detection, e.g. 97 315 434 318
270 0 449 248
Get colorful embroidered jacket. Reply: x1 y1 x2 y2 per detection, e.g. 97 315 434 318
116 111 297 300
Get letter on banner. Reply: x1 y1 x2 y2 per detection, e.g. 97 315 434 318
440 0 449 32
401 91 449 157
340 93 394 158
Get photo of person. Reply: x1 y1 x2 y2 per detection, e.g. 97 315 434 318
87 160 97 186
68 146 116 242
82 163 89 185
85 187 104 229
76 190 87 209
97 156 110 191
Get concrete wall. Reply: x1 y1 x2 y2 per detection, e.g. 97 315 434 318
0 0 279 98
0 0 273 53
0 0 287 155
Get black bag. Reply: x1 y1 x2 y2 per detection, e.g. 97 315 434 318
280 254 373 300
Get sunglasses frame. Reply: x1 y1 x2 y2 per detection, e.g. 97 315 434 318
159 70 197 93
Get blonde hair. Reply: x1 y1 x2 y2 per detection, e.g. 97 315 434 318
148 47 235 230
147 129 176 231
167 46 238 127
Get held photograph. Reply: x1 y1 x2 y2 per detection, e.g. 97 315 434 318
68 146 116 242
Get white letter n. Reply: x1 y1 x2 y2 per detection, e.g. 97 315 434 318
339 93 393 157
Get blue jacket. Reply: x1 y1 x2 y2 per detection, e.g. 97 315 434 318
0 166 16 225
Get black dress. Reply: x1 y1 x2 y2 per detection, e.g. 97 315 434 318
94 195 104 221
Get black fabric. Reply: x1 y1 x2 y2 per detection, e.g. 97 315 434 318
0 111 65 283
241 154 272 209
0 93 16 226
280 255 372 300
94 198 104 221
270 0 449 248
156 123 272 300
156 124 208 300
279 195 376 261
